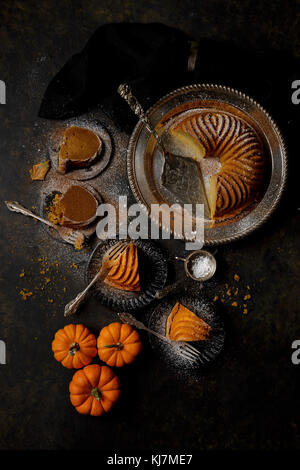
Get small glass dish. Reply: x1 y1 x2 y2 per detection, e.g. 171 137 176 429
175 249 216 282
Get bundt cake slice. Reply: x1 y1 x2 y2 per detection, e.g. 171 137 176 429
104 243 140 292
166 301 211 342
168 128 206 162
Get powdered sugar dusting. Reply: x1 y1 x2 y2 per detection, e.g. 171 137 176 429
148 295 225 373
190 255 212 278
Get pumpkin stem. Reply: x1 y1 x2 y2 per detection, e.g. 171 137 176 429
91 387 101 401
103 342 123 351
69 342 80 356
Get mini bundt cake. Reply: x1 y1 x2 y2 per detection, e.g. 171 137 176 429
58 126 102 174
166 301 211 342
47 185 98 229
170 111 265 220
104 243 140 292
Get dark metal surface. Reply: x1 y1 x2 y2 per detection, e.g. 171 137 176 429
0 0 300 452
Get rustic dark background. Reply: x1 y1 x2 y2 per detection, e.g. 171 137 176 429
0 0 300 452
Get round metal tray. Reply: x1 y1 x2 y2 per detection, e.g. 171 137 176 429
127 84 288 245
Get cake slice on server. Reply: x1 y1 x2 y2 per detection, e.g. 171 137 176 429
161 129 211 219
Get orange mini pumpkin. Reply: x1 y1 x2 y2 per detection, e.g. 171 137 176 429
97 322 142 367
69 364 120 416
52 324 97 369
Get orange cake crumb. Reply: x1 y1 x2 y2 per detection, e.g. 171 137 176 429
74 234 85 250
20 289 33 300
69 263 79 269
29 161 50 181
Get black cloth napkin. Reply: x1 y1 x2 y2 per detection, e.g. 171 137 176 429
39 22 299 130
38 23 190 123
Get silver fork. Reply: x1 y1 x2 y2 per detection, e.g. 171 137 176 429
118 312 202 364
64 241 128 316
4 200 85 247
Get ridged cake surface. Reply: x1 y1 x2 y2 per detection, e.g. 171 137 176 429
171 111 265 219
166 301 211 342
104 244 140 292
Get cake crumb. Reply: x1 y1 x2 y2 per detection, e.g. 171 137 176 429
234 274 240 281
20 289 33 300
29 160 50 181
213 295 219 302
74 234 85 251
231 301 238 307
69 263 79 269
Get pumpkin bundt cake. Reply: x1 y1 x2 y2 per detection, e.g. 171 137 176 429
166 301 211 342
170 111 265 220
58 126 102 173
104 243 140 292
48 185 98 229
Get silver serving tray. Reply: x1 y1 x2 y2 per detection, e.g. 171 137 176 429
127 84 287 245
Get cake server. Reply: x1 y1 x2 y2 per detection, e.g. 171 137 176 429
118 83 209 213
